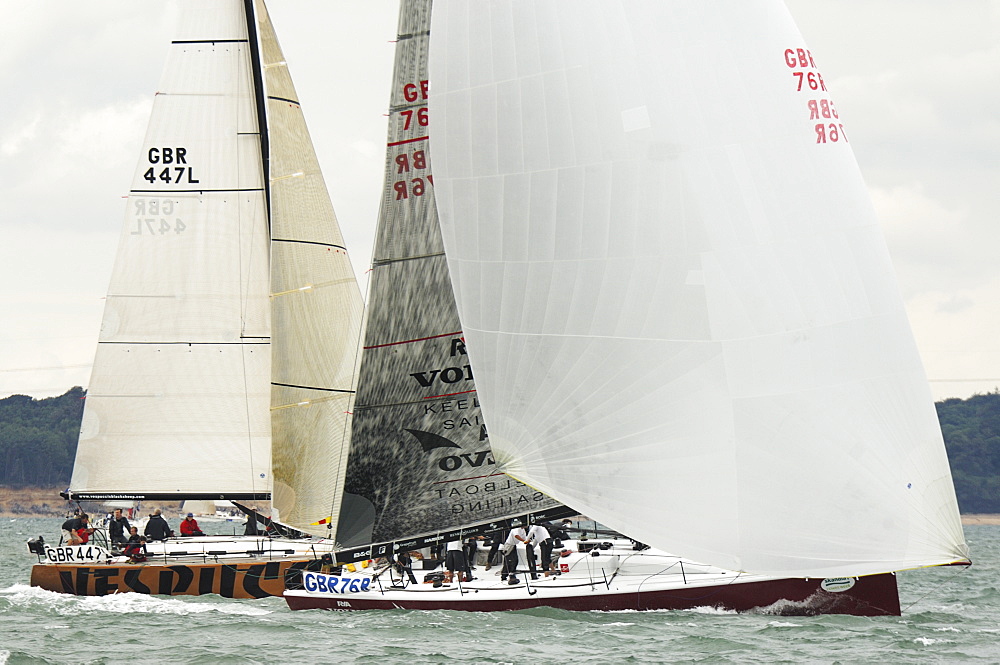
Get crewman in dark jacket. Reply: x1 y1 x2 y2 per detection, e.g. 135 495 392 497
144 509 173 541
108 508 131 546
61 513 91 545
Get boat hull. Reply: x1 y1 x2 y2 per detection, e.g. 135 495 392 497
284 573 900 616
30 558 324 599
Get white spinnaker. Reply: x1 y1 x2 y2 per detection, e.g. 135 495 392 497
257 0 365 534
71 1 271 497
429 0 968 577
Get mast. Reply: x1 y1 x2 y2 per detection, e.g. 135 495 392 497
244 0 270 230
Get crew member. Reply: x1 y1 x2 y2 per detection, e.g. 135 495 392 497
179 513 205 537
108 508 131 547
144 508 173 541
61 513 92 546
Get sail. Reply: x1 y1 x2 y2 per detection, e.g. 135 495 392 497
428 0 969 577
335 0 564 550
69 0 271 501
254 1 365 535
181 500 217 517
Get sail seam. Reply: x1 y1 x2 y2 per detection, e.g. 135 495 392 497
387 136 429 147
268 95 299 106
98 341 269 345
130 188 264 193
171 39 249 44
372 251 445 266
396 30 431 41
271 238 347 250
63 491 271 501
354 397 444 411
388 101 428 113
363 330 462 350
271 382 355 394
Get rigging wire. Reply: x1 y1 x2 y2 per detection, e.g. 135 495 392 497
898 563 973 615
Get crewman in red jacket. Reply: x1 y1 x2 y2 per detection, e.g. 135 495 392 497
179 513 205 537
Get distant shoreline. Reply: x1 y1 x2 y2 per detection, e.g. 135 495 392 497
0 486 184 520
2 486 998 524
960 514 1000 525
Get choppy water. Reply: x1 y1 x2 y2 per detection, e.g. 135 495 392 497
1 518 998 663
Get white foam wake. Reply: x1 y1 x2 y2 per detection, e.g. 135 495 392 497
0 584 273 616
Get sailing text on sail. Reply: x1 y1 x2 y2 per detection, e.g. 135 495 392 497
142 146 199 185
785 47 847 143
410 365 473 387
130 198 185 235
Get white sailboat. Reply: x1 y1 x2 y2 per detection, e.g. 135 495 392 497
283 0 969 615
30 0 363 598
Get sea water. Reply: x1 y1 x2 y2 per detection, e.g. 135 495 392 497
1 518 998 664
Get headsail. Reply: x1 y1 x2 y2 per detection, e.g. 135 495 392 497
70 0 271 501
335 0 566 552
255 0 365 535
428 0 968 577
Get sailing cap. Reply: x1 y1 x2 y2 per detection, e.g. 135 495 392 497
187 513 194 517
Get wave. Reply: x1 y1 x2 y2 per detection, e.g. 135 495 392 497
0 584 273 617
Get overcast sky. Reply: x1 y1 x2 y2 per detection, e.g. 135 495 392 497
1 1 997 402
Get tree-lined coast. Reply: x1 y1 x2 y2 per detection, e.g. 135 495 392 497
2 388 999 517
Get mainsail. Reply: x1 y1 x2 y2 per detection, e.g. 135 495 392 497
335 0 566 552
428 0 969 577
70 1 271 501
68 0 364 520
256 0 365 535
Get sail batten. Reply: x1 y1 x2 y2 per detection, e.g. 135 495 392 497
429 0 968 578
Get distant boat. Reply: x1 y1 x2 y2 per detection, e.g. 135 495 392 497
284 0 969 615
179 500 241 522
28 0 363 599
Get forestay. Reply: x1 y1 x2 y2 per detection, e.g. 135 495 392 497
256 0 365 535
71 0 271 500
428 0 969 577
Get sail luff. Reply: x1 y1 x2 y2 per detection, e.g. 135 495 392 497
256 0 365 535
244 0 270 229
69 0 272 500
429 0 968 578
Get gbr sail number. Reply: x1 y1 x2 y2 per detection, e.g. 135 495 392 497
131 198 185 235
302 572 372 594
142 147 199 185
45 545 108 563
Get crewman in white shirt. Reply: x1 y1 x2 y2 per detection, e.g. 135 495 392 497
501 521 528 584
526 521 551 580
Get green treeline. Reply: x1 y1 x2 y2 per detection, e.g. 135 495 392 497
1 387 1000 512
0 387 85 486
936 393 1000 513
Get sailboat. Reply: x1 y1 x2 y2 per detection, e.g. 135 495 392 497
28 0 364 599
283 0 970 615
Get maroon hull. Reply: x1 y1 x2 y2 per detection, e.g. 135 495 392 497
285 573 900 616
